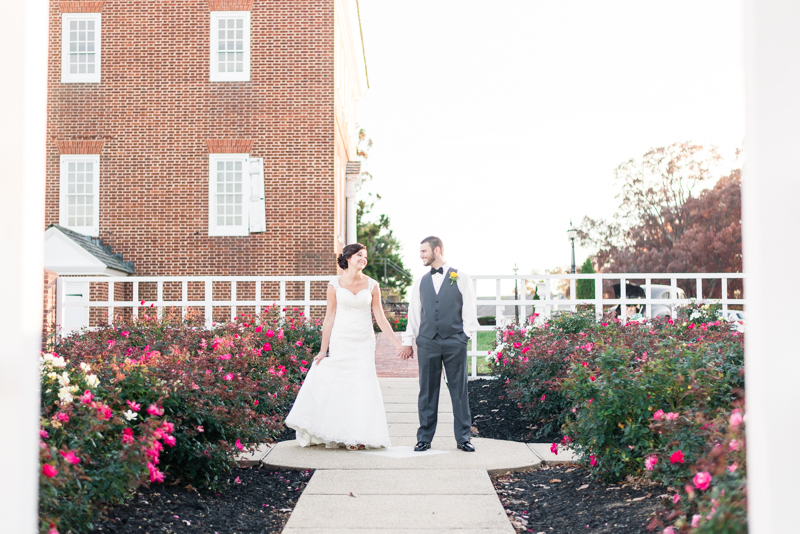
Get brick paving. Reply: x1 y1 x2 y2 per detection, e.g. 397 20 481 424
375 332 419 378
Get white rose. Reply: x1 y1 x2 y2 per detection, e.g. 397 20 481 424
123 410 138 421
79 362 91 373
58 387 73 404
57 372 70 387
47 372 58 380
86 374 100 388
51 356 67 368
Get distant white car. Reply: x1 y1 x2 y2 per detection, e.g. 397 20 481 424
613 283 686 319
718 309 746 332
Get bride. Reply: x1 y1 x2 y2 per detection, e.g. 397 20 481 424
285 243 403 450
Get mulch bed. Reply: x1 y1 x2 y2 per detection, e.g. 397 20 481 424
468 378 559 442
470 379 668 533
91 465 312 534
493 465 666 533
91 425 309 534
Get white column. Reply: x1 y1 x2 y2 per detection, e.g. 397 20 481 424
345 172 362 245
0 0 48 531
743 1 800 532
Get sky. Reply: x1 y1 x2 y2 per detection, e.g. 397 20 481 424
354 0 745 294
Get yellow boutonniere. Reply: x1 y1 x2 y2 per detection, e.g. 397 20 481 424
449 272 459 286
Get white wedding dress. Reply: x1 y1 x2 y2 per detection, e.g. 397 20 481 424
285 277 392 449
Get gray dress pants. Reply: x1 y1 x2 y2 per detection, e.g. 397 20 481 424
416 333 472 444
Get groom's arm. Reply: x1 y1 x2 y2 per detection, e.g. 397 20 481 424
457 271 479 340
401 277 422 347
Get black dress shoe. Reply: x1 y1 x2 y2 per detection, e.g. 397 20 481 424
414 441 431 452
457 441 476 452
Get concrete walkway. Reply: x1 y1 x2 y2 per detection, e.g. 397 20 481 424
257 377 562 533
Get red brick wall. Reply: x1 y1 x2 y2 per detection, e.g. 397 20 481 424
46 0 337 280
43 270 58 346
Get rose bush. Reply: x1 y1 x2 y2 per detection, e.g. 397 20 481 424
487 305 746 532
42 305 319 533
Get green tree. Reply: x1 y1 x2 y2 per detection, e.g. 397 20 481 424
357 199 412 297
576 258 596 300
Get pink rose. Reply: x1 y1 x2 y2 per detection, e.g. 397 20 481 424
79 390 94 404
589 455 596 467
122 428 134 444
223 373 234 381
729 439 740 451
265 329 275 338
692 514 701 527
540 394 546 402
40 429 49 439
550 443 558 455
693 471 712 491
42 465 58 478
235 439 244 450
653 410 665 420
59 450 81 465
665 412 679 420
727 462 738 473
672 494 680 504
147 404 164 416
669 450 684 464
262 342 271 352
729 409 743 429
255 326 262 333
645 455 658 471
296 340 303 347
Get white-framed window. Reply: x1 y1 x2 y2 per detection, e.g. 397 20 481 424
209 154 266 236
59 155 100 236
209 11 251 82
61 13 102 83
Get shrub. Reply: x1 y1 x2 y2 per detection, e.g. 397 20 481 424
43 305 320 532
576 259 595 300
39 353 168 534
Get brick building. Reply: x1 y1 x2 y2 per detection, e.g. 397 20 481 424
44 0 368 280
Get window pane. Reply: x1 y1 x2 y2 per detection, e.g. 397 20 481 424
70 21 77 31
68 216 76 226
87 20 94 31
84 217 93 227
236 19 243 29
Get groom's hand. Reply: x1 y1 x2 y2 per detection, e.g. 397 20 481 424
399 346 414 360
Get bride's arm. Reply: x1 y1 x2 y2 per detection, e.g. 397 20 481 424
371 284 404 351
313 284 337 365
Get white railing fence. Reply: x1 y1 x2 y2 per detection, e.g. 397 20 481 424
56 273 745 378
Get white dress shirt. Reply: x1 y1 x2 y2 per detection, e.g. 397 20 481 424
402 263 480 346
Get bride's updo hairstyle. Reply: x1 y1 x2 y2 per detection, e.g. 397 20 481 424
337 243 366 270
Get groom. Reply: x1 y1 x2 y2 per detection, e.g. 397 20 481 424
400 236 480 452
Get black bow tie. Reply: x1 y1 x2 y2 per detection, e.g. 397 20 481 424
430 267 444 275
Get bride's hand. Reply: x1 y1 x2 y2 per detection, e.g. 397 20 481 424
313 352 326 365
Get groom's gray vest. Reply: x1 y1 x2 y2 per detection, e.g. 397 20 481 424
419 268 463 339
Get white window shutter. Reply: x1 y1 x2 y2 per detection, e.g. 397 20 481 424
248 157 266 233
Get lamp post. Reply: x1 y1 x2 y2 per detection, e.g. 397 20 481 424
567 220 578 274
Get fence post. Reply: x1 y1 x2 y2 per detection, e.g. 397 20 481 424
132 281 139 319
696 277 703 301
108 280 114 326
721 277 728 315
279 281 286 318
543 276 551 319
157 280 163 320
594 274 602 319
645 278 652 319
181 280 188 319
620 277 627 320
670 278 678 319
230 280 237 321
204 279 212 329
569 276 576 312
255 279 261 316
